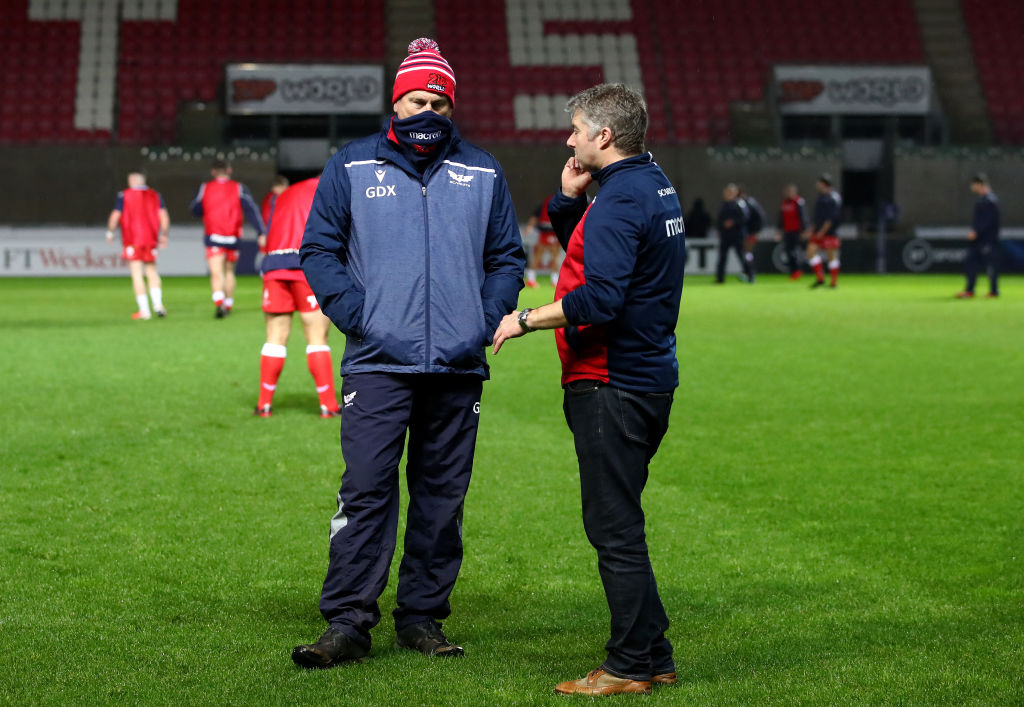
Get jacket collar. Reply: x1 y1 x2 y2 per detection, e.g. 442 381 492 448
376 115 463 179
591 152 653 186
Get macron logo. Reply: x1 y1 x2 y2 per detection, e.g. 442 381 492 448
343 391 357 407
375 168 386 184
665 216 684 238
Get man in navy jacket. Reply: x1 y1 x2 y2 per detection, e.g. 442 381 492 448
716 183 752 284
957 174 1001 298
493 83 686 696
292 38 525 669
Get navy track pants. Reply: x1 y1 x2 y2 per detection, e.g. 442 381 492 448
319 371 483 647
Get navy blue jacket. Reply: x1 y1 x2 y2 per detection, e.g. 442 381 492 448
813 190 843 234
717 199 747 240
548 153 686 393
972 192 1000 242
742 195 764 233
300 119 525 378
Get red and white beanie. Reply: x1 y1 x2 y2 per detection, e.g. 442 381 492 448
392 38 457 106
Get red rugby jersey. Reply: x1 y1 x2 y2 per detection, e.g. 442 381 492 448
200 178 244 237
261 177 319 281
118 186 163 248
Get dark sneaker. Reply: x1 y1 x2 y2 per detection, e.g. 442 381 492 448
292 627 369 669
395 621 464 657
254 404 272 418
810 280 826 289
155 308 167 318
215 304 226 318
320 404 341 418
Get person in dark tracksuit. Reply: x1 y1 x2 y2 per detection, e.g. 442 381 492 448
493 84 686 697
716 183 753 283
776 184 806 279
739 187 764 280
292 38 525 669
957 174 1001 299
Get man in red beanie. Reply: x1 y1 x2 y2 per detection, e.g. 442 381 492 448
292 38 525 669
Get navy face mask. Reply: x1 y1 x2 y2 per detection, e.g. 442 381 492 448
390 111 453 172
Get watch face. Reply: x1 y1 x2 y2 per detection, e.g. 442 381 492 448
518 309 531 331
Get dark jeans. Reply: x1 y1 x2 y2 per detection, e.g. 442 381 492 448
319 372 483 647
563 380 675 681
717 233 752 282
965 240 1000 295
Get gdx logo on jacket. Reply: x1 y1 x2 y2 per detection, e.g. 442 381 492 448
300 119 525 379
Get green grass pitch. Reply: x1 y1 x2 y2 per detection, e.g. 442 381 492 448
1 273 1021 705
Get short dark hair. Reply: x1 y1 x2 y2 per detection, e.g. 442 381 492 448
972 173 989 185
566 83 648 156
818 173 832 186
272 174 290 188
211 159 230 172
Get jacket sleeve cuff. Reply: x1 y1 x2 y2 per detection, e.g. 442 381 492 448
561 289 584 325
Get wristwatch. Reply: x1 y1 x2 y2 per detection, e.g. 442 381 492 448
517 308 535 333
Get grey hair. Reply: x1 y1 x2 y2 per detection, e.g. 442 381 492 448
565 83 648 155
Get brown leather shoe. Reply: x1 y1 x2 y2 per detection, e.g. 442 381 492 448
652 671 677 685
554 668 652 696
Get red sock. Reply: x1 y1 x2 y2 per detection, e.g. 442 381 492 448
829 264 840 286
812 260 825 281
258 344 287 408
306 346 337 410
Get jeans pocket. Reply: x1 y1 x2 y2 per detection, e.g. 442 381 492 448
566 379 601 394
616 388 652 443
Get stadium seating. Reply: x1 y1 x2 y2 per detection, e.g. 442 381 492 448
961 0 1024 144
0 0 385 145
436 0 924 144
1 0 929 146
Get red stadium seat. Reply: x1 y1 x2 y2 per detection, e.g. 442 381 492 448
1 1 387 144
963 0 1024 142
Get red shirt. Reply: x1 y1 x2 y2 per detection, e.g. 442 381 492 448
262 177 319 282
534 195 553 231
779 196 806 233
554 202 610 386
200 178 244 238
118 187 162 248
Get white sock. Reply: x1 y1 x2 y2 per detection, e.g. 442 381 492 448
809 255 822 266
526 269 536 281
150 287 163 310
745 252 753 262
829 259 840 270
212 290 225 304
136 294 151 317
262 342 287 358
550 272 558 286
224 297 234 308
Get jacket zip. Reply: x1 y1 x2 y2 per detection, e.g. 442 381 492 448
421 182 431 368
